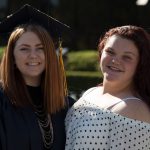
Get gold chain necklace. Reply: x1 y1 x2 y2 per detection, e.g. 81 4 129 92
34 104 53 149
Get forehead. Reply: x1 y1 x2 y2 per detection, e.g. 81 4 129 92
17 31 40 41
104 35 138 53
15 31 41 46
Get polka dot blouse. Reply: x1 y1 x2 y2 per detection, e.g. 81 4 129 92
65 87 150 150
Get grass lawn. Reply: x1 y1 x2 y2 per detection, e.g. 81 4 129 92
0 47 5 57
66 70 102 78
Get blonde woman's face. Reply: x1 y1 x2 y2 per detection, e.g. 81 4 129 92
13 31 45 86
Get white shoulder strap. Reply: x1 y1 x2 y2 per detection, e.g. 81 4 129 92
122 97 142 102
107 97 142 109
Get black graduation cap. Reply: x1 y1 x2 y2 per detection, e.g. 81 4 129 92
0 4 69 96
0 4 70 39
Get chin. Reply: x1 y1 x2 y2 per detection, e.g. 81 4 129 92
105 77 122 84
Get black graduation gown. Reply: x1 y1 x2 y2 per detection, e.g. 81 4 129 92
0 88 75 150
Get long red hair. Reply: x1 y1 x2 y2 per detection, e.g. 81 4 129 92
0 24 66 113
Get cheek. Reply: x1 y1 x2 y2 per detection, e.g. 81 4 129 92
41 54 46 66
14 54 21 63
100 54 108 71
99 55 104 68
100 53 111 64
41 53 45 61
126 61 139 76
13 53 25 69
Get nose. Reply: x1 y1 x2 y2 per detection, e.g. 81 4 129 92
29 49 38 58
112 56 120 65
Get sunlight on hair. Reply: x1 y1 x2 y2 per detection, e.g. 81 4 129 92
136 0 149 5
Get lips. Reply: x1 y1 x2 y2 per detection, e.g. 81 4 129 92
107 65 124 72
26 62 41 66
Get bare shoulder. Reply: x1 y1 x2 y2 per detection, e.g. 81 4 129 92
111 98 150 124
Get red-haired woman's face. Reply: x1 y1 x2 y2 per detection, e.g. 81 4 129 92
100 35 139 88
13 31 45 86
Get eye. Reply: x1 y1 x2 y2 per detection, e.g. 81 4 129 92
122 55 132 61
105 48 115 56
37 47 44 51
19 47 29 51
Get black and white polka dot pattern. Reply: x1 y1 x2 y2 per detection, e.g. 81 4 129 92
65 98 150 150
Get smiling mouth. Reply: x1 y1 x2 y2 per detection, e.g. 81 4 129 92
107 65 124 72
27 62 41 66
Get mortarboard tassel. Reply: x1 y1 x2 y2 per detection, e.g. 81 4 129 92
58 38 68 97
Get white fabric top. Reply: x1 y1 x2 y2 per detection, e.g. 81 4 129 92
65 87 150 150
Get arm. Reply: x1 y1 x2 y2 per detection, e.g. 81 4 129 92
111 99 150 124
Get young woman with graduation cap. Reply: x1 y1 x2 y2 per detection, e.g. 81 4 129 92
0 4 74 150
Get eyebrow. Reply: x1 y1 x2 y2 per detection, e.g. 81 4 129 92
16 43 43 48
105 47 137 56
124 51 137 56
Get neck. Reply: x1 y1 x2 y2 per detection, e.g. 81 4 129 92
24 76 41 87
102 81 135 98
26 85 42 105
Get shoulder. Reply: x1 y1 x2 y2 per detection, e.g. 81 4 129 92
130 100 150 123
0 87 6 103
0 87 9 115
111 98 150 124
66 96 76 108
79 86 102 103
82 86 100 97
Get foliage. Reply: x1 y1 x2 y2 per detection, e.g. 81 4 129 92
66 71 103 99
66 70 102 77
0 47 4 58
66 50 100 71
65 50 103 98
